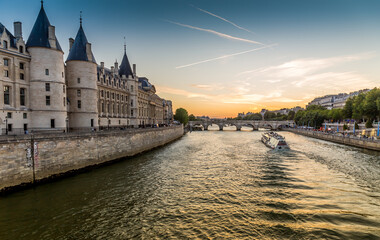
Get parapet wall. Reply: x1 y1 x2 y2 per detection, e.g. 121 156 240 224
287 129 380 151
0 126 183 192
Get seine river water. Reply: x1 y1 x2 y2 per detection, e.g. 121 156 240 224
1 129 380 239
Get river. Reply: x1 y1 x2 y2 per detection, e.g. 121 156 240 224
0 130 379 239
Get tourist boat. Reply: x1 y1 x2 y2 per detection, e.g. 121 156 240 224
261 132 289 150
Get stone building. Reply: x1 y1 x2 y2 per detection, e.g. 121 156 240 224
307 89 370 110
0 1 172 135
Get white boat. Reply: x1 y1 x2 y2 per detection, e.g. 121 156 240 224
261 132 289 150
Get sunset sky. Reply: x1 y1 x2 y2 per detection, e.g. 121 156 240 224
2 0 380 118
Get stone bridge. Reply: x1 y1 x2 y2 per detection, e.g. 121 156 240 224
189 120 295 131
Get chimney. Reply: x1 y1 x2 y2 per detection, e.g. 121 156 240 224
86 43 93 62
48 26 56 49
69 38 74 50
13 22 22 39
114 61 118 72
100 62 104 69
133 64 136 75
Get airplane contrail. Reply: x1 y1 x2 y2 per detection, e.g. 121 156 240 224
190 4 254 34
176 44 277 69
165 20 264 45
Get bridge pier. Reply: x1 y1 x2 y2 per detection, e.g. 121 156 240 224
203 125 208 131
236 126 241 131
218 124 223 131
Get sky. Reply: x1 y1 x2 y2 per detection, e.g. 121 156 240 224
1 0 380 118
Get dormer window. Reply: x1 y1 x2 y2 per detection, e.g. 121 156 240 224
19 46 24 53
3 40 8 49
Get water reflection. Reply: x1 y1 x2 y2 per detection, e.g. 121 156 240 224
0 131 379 239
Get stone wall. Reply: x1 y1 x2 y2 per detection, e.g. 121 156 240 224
287 129 380 151
0 125 183 191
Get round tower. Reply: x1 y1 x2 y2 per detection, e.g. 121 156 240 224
65 14 98 131
26 2 67 131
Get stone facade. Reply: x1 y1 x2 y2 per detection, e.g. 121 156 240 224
0 2 173 135
0 125 183 192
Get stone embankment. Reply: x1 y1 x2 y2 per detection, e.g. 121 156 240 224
287 128 380 151
0 125 184 192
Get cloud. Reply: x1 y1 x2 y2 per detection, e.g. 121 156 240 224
190 4 254 34
165 20 264 45
176 44 276 69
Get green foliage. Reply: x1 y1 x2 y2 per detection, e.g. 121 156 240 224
355 122 359 130
174 108 189 125
287 111 295 120
188 114 197 121
243 113 262 120
365 119 373 128
343 97 353 118
343 124 348 131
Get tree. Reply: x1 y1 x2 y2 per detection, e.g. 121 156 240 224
343 97 353 119
365 119 373 129
188 114 197 121
174 108 189 125
287 111 295 120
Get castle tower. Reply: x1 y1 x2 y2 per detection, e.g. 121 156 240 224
26 1 67 131
65 13 98 131
119 41 138 127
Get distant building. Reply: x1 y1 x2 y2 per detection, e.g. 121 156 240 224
307 89 370 110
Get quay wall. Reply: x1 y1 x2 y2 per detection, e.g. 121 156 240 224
0 126 184 192
287 129 380 151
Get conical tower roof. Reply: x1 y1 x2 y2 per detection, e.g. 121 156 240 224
26 2 62 51
119 44 133 77
66 23 96 63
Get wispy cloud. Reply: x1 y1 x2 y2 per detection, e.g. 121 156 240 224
165 20 264 45
190 4 254 34
176 44 276 69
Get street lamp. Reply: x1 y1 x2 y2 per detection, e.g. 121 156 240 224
66 117 69 133
5 116 8 135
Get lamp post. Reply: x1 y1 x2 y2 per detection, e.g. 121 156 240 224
66 117 69 133
5 116 8 135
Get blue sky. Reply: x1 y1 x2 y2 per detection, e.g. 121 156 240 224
1 0 379 117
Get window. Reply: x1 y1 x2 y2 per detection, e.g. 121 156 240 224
77 100 81 109
4 86 10 105
20 62 24 69
131 109 134 116
77 78 80 84
24 124 28 131
107 91 109 98
45 69 49 75
50 119 55 128
91 119 94 127
4 70 9 77
7 112 12 118
112 93 114 99
45 83 50 91
77 89 81 97
63 97 66 106
7 124 12 132
3 40 8 49
131 99 133 107
101 90 104 97
101 102 104 112
46 96 50 106
131 85 134 92
23 113 27 119
63 85 65 93
20 88 26 106
4 59 9 66
19 46 23 53
20 73 24 80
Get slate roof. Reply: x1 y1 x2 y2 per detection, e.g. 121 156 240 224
0 23 18 49
66 25 96 63
139 77 152 91
26 5 62 51
119 49 133 77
